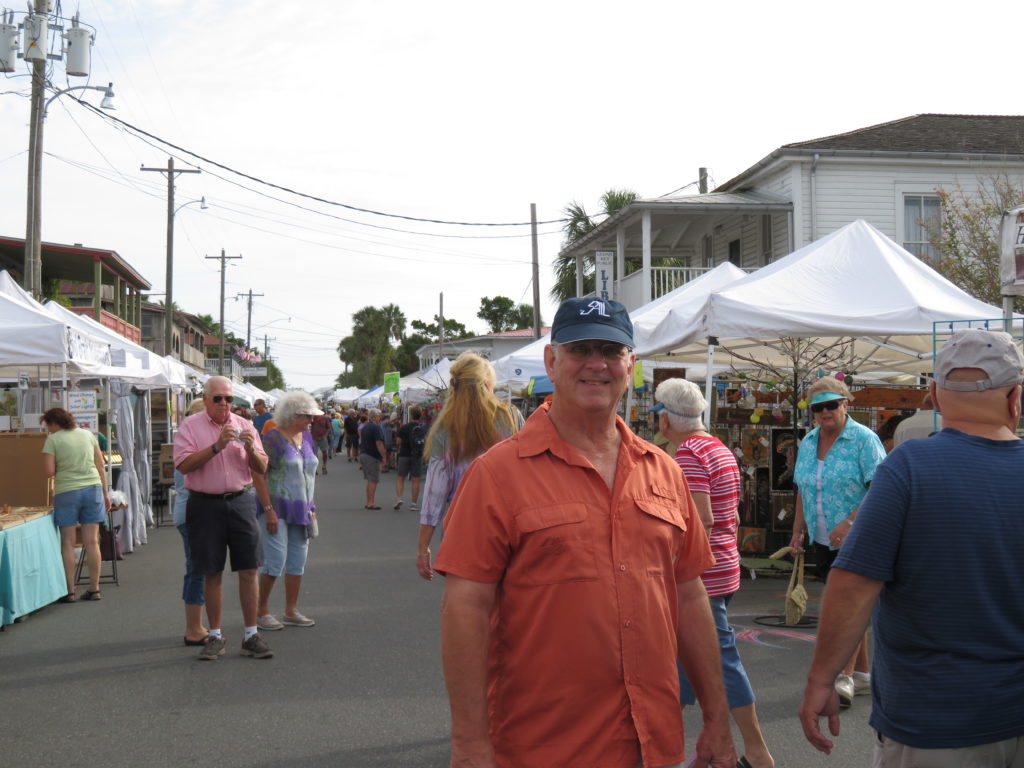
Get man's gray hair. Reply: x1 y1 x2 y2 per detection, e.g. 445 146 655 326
274 390 320 426
203 376 232 395
654 378 706 432
368 407 381 419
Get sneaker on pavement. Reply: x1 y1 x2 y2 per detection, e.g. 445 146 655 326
282 612 315 627
410 503 419 512
257 614 284 631
835 673 854 708
240 633 273 659
198 634 226 661
853 674 871 696
394 499 403 510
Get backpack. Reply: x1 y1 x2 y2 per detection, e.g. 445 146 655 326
409 423 427 458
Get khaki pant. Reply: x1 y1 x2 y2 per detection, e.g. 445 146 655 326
873 732 1024 768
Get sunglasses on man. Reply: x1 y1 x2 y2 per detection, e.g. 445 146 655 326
560 341 631 361
210 395 235 404
810 399 844 414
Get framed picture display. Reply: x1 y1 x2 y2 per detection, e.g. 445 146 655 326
771 492 797 532
770 427 805 492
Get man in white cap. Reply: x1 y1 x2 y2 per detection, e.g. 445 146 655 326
435 298 735 768
800 328 1024 765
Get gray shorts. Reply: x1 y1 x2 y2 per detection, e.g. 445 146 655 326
358 453 381 483
315 438 330 454
396 456 422 478
873 732 1024 768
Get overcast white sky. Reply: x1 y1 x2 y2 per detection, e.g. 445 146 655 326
2 0 1022 391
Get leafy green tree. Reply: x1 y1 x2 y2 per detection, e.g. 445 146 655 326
410 316 474 342
552 188 638 302
924 176 1024 313
477 296 538 333
336 306 395 388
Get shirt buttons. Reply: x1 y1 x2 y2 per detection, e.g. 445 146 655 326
624 619 632 628
619 564 627 571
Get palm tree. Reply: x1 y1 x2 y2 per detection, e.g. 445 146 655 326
551 189 638 302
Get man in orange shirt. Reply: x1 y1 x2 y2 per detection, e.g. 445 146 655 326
434 298 736 768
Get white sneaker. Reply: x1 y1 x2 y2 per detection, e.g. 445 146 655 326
853 673 871 696
282 612 315 627
835 674 854 708
410 503 419 512
257 614 284 631
394 499 403 510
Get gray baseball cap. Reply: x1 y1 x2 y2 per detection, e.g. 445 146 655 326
934 329 1024 391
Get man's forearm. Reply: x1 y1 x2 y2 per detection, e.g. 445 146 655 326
441 579 496 749
806 567 881 686
676 578 729 722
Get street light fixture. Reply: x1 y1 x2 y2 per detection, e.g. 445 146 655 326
25 81 116 298
163 195 209 358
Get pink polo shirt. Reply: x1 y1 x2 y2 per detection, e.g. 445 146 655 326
173 411 267 494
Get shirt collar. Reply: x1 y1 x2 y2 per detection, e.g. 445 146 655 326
516 402 654 463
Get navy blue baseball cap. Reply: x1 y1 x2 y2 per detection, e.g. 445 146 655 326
551 298 634 347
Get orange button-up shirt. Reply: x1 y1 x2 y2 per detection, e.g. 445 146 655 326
434 404 714 768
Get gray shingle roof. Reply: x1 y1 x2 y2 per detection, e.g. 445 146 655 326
784 114 1024 155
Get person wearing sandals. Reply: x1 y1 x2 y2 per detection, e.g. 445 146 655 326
41 407 110 603
174 398 212 645
654 379 774 768
416 351 523 581
253 391 321 631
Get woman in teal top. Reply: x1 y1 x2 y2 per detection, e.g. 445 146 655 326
41 407 110 603
789 379 886 709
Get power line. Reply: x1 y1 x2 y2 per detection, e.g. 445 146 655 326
77 99 569 228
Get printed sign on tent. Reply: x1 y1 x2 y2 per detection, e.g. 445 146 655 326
383 371 400 394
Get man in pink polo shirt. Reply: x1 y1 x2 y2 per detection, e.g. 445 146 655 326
174 376 271 660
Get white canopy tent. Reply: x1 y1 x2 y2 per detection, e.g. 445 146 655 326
635 219 1016 369
357 385 384 407
328 387 363 404
631 219 1019 424
398 358 452 403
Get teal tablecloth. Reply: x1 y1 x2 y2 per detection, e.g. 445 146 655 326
0 514 66 625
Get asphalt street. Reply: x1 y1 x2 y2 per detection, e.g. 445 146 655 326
2 453 876 767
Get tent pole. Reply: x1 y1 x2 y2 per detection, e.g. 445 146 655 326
703 339 716 427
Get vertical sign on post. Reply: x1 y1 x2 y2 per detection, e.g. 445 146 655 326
595 250 614 301
1000 205 1024 293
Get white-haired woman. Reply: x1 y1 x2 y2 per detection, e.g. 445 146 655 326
790 377 885 708
654 378 774 768
253 390 321 631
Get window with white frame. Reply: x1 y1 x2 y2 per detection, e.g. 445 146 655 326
903 195 941 259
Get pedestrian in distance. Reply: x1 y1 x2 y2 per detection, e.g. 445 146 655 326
253 390 321 631
788 377 885 708
394 405 426 511
310 412 332 474
434 298 736 767
358 408 387 509
416 351 522 581
800 328 1024 765
41 407 110 603
343 409 359 462
173 376 272 661
654 378 774 768
252 398 273 434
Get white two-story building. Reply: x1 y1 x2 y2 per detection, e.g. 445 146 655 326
561 114 1024 311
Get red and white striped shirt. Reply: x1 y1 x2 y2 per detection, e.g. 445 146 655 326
674 434 741 597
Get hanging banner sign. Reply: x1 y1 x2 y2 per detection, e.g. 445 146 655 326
999 205 1024 296
383 371 400 394
595 250 615 301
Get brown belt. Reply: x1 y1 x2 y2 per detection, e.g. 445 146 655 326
188 486 251 500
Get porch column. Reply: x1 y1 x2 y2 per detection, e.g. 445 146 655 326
575 253 583 297
642 210 652 304
93 257 102 322
616 227 625 298
115 276 123 319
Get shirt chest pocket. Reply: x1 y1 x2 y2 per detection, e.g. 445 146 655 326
634 486 688 578
512 502 598 586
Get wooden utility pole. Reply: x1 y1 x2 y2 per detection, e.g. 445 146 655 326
23 0 48 298
205 249 242 375
235 289 264 348
438 292 444 363
141 157 201 359
531 203 541 339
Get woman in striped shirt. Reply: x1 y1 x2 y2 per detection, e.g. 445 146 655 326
654 378 774 768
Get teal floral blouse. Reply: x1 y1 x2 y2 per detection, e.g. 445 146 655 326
793 417 886 550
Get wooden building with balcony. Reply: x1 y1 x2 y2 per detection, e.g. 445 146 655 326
0 236 150 343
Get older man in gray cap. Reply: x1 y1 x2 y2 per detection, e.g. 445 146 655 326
435 298 735 768
801 328 1024 766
